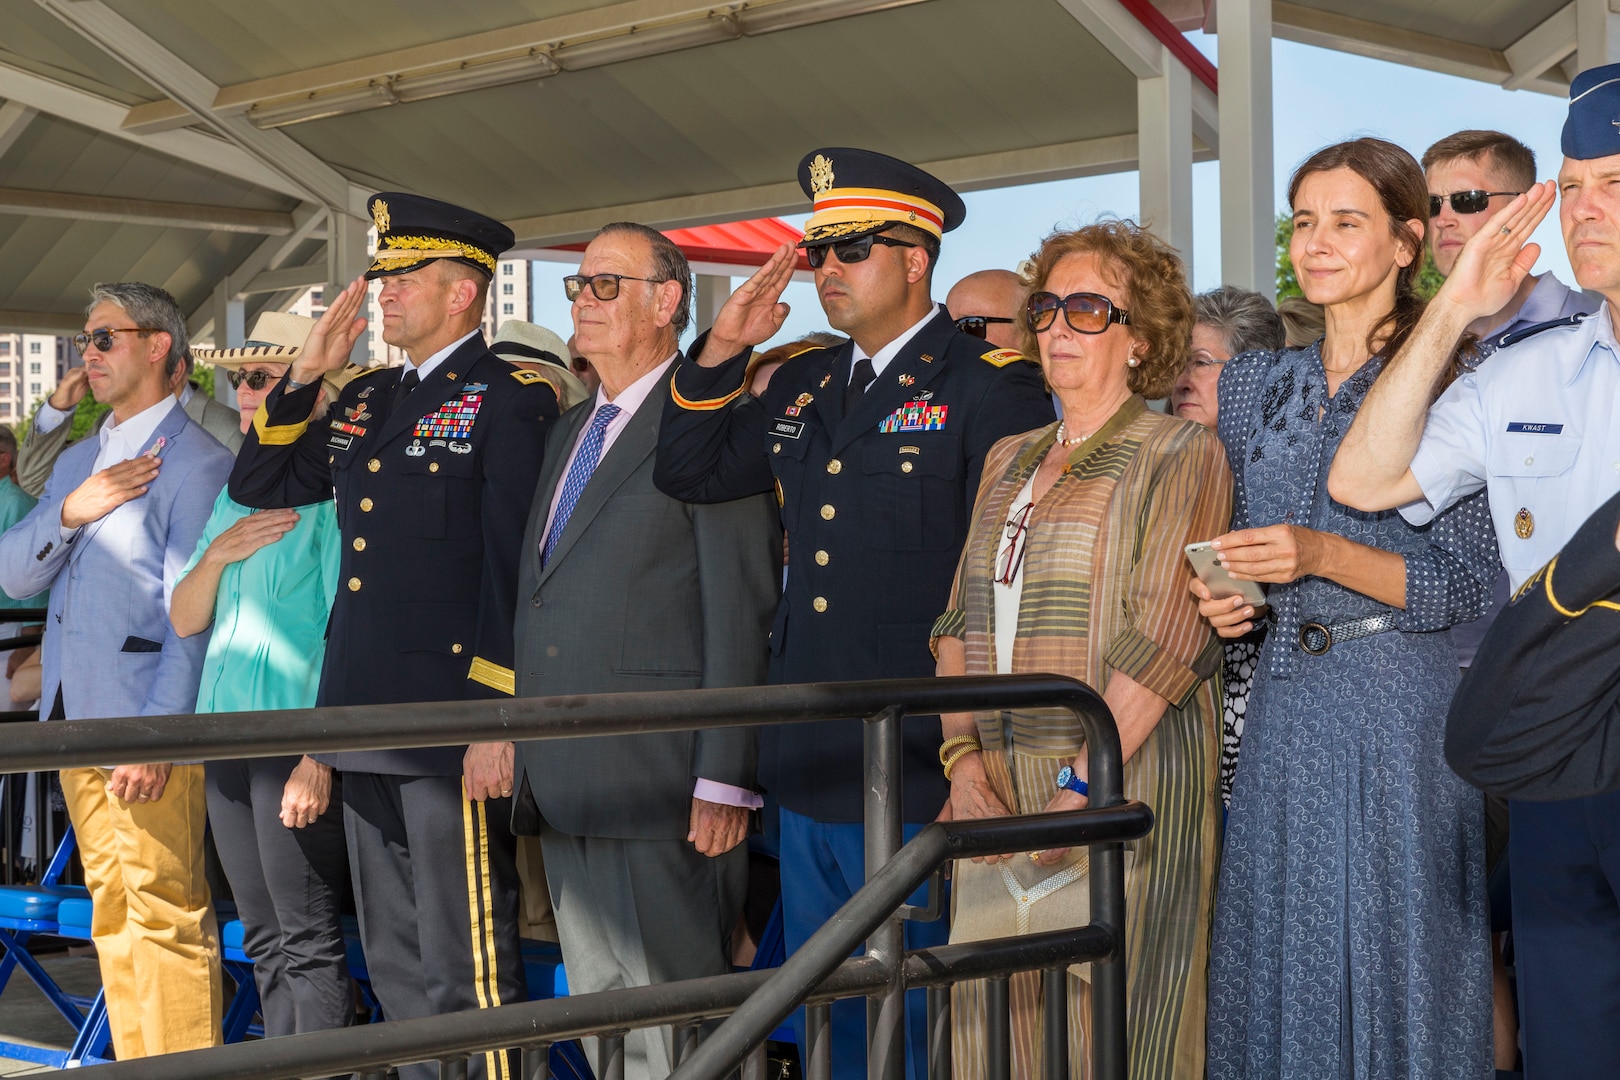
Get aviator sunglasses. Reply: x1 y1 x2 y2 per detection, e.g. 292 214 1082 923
71 326 161 356
1428 190 1522 216
1026 291 1131 335
226 368 284 391
563 273 669 302
803 234 917 269
954 315 1017 339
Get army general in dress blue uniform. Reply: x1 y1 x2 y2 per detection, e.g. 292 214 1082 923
655 148 1055 1080
231 193 559 1080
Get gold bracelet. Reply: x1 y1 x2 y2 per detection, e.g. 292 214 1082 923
938 734 982 766
942 743 981 781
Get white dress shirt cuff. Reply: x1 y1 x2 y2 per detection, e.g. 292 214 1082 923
692 778 764 809
34 400 70 434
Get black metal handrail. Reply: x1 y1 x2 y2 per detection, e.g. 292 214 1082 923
0 675 1144 1080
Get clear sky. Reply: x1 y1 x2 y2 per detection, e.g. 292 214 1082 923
525 34 1576 353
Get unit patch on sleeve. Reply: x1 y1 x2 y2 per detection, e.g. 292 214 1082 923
981 348 1026 368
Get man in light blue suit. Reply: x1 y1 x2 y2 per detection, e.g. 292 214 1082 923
0 282 232 1059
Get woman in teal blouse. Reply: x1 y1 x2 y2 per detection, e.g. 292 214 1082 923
172 319 355 1037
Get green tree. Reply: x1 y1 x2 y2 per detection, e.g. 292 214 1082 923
1275 210 1447 303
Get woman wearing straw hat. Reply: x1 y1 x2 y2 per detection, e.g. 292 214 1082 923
169 312 364 1037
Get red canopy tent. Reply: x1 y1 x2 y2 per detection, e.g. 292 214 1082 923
541 217 812 276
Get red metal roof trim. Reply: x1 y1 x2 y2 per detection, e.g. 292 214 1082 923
550 217 811 271
1117 0 1218 94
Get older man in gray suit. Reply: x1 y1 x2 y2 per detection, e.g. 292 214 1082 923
0 282 233 1058
508 222 779 1080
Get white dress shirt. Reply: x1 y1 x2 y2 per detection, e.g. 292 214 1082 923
59 396 180 539
850 304 940 385
542 353 761 810
404 329 478 385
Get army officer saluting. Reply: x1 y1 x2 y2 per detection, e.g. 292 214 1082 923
230 193 557 1080
655 148 1054 1079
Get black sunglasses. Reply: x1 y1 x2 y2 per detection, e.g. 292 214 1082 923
71 326 161 356
954 315 1017 339
1026 291 1131 335
563 273 668 302
1429 190 1521 217
226 368 284 391
803 234 917 269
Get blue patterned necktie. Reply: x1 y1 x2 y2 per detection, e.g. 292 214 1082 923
541 402 622 567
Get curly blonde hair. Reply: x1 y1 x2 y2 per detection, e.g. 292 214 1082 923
1018 220 1194 399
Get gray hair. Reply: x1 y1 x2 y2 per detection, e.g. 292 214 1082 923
87 282 189 378
597 222 694 335
1193 285 1284 357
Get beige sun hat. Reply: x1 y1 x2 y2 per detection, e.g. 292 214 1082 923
195 312 371 401
490 319 588 409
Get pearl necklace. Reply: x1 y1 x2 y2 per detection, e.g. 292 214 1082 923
1055 422 1088 447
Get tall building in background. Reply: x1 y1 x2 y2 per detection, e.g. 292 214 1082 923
0 334 67 427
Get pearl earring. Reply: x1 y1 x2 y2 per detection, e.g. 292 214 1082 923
1127 355 1140 368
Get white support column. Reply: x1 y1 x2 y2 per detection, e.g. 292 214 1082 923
1576 0 1620 71
1219 0 1275 300
694 274 729 336
210 280 245 408
327 211 372 361
1137 46 1195 266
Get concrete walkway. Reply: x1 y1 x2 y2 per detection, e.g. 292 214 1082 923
0 949 102 1073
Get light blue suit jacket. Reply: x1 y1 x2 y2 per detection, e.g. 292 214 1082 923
0 401 232 721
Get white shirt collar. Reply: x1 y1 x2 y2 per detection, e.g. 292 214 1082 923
409 329 479 384
594 353 677 421
851 304 940 380
99 395 178 464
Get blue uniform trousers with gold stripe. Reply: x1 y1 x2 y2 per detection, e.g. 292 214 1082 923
344 772 526 1080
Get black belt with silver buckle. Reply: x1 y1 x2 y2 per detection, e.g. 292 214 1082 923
1298 612 1399 656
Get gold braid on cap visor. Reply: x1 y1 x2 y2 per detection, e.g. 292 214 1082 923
370 234 497 274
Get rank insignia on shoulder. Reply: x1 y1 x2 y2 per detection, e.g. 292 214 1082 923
511 369 546 385
981 348 1026 368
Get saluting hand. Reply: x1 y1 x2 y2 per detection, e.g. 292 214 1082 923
1430 180 1556 324
688 798 749 857
289 276 368 385
463 740 514 802
61 456 161 530
695 243 797 367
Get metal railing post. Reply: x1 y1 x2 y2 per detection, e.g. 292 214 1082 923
864 705 904 1080
1084 706 1129 1079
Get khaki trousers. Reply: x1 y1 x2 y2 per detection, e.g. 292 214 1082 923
61 765 222 1058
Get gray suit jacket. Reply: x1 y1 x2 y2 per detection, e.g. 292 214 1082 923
513 377 780 841
0 400 232 720
18 386 242 498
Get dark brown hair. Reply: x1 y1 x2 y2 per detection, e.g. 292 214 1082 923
1018 219 1193 399
1289 138 1474 386
1421 130 1537 192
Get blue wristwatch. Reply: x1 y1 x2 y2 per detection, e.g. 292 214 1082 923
1054 766 1089 798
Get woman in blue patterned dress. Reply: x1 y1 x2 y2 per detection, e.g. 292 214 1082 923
1196 138 1499 1078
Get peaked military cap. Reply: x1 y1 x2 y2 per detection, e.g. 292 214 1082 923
797 147 967 246
365 191 515 279
1563 63 1620 160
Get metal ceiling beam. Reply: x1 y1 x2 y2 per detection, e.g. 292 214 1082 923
1505 2 1577 91
35 0 369 216
1050 0 1166 79
0 310 82 335
118 0 933 132
0 101 37 161
238 260 330 297
0 186 294 234
1271 2 1568 97
0 62 308 199
506 134 1211 248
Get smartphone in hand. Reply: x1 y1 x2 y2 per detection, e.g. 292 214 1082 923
1185 541 1268 609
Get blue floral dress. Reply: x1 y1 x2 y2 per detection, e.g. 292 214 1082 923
1207 344 1497 1079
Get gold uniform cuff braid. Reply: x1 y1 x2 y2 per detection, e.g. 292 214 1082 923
938 734 982 765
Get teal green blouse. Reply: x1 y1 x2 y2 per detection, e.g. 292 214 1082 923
0 478 45 609
182 490 340 714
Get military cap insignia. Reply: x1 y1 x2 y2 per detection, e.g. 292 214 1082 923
511 369 546 385
981 348 1026 368
795 392 814 406
809 154 835 194
372 199 390 235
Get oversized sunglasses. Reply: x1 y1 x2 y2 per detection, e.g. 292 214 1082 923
954 315 1017 339
803 234 917 269
72 326 161 356
1428 190 1521 216
563 273 668 302
1026 291 1131 335
226 368 284 391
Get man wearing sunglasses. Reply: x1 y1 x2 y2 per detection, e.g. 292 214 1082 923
17 331 243 500
656 147 1054 1080
1330 68 1620 1080
230 193 557 1080
945 268 1025 352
